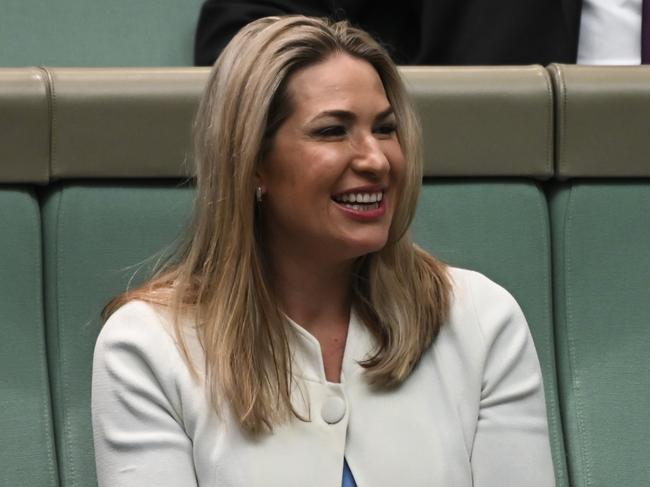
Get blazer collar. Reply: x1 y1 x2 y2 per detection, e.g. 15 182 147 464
285 309 374 384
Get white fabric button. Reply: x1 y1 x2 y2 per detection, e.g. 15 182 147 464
321 396 346 424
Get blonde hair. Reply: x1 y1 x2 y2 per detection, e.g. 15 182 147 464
105 16 451 435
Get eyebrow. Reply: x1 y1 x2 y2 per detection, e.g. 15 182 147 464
309 106 395 124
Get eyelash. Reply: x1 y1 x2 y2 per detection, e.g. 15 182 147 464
314 125 347 137
313 123 398 138
374 123 397 135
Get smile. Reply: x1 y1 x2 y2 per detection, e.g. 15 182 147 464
332 191 383 211
331 191 386 217
333 191 383 204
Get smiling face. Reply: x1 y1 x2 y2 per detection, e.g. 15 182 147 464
259 53 406 266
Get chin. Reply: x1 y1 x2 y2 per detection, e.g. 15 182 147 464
342 235 389 259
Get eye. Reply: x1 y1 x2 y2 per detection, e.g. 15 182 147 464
373 122 397 137
313 125 347 138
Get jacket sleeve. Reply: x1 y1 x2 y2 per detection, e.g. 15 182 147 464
91 301 198 487
468 274 556 487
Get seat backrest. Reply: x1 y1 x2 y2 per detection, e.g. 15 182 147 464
549 64 650 487
41 69 203 487
43 184 193 487
0 69 59 487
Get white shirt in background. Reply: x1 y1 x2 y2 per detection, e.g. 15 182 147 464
578 0 643 64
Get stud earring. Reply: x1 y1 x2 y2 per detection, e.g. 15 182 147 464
255 186 263 203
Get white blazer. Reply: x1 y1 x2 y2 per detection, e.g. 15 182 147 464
92 267 555 486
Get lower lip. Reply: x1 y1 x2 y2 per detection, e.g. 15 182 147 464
333 197 386 221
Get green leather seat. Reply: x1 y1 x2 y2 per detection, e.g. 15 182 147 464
34 66 569 486
549 64 650 487
0 189 59 487
43 184 193 487
0 69 58 487
39 68 202 486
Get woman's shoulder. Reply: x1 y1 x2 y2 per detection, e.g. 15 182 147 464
447 266 521 312
92 301 208 445
94 299 197 373
447 266 514 298
444 266 530 344
98 299 175 345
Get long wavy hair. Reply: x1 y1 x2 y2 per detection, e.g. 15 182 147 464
105 15 451 435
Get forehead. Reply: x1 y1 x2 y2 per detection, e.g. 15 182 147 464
285 54 390 115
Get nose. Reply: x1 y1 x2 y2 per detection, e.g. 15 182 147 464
351 134 390 179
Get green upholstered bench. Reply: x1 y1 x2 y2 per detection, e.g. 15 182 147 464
549 64 650 487
0 69 58 487
39 68 205 487
33 66 567 487
1 64 648 487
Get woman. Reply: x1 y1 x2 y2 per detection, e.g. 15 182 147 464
92 16 555 487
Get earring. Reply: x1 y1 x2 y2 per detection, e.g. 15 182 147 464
255 186 263 203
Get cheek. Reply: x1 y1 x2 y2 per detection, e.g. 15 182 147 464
287 149 347 193
266 159 335 214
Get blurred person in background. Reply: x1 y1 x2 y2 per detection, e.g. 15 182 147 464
194 0 582 66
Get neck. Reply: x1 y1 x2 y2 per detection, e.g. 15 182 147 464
263 231 359 383
266 245 354 332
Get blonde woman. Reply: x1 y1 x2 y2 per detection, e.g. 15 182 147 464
92 16 555 487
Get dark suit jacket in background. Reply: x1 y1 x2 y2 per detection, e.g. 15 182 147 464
194 0 582 66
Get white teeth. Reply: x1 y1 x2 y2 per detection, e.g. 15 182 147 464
333 191 384 204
